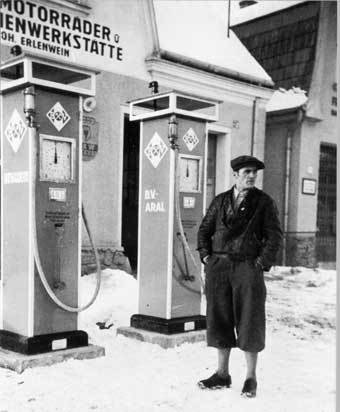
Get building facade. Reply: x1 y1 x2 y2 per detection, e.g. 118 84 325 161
232 1 337 267
1 0 275 272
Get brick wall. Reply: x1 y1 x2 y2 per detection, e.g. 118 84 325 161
81 247 132 276
285 233 317 267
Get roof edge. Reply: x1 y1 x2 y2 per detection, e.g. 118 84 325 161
158 49 274 89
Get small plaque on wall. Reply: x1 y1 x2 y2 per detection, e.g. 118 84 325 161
302 178 316 195
82 115 99 161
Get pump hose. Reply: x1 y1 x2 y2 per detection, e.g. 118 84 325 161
173 146 205 292
30 127 102 312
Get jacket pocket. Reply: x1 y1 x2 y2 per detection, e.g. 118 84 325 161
204 255 219 273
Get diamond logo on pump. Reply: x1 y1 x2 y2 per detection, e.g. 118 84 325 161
144 132 168 168
183 128 199 151
5 109 27 153
46 102 70 131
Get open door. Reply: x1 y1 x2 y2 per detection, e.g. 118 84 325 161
121 115 140 272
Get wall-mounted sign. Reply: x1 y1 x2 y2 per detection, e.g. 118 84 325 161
302 178 317 195
330 82 337 116
0 0 154 80
82 115 99 161
0 1 123 62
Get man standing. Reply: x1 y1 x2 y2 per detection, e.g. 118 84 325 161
197 155 282 397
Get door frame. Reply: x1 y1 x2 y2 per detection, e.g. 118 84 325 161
204 123 231 211
118 105 129 250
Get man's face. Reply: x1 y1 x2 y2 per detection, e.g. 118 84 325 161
233 166 258 191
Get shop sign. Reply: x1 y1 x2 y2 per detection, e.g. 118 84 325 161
82 115 99 161
0 0 123 62
302 178 316 195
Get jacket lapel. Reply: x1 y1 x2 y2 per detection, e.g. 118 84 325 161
222 187 261 239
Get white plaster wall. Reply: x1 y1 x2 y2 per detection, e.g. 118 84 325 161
296 1 337 233
81 71 152 249
218 99 267 190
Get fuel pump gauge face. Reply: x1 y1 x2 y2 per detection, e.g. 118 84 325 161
179 155 201 192
40 135 75 182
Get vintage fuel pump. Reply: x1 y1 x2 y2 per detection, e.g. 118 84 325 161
128 91 219 334
0 53 102 356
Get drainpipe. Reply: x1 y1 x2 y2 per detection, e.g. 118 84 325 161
227 0 231 38
282 128 292 266
250 97 258 155
282 108 304 266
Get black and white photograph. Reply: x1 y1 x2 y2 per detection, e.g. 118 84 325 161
0 0 337 411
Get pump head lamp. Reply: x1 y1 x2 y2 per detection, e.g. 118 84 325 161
23 86 36 127
168 114 178 150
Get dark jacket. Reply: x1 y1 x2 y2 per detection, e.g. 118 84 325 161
197 187 282 270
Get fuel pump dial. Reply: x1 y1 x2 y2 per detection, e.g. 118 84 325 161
40 135 75 182
179 155 201 192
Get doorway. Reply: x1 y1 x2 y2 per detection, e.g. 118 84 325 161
205 129 231 210
206 133 217 210
121 115 140 271
316 143 336 262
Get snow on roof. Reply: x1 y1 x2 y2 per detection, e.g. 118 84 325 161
230 0 308 26
153 0 273 86
266 87 308 112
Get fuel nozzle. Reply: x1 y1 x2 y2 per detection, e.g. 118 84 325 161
53 223 66 291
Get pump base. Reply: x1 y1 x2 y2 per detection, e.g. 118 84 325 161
130 314 206 334
0 329 88 355
0 344 105 374
117 326 206 349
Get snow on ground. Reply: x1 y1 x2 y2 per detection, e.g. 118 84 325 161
0 267 336 412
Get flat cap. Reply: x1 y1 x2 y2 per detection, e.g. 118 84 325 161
231 155 265 171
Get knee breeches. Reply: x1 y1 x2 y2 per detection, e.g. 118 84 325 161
204 257 267 352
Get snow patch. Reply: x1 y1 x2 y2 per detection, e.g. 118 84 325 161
266 87 308 112
153 0 273 85
0 266 335 412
